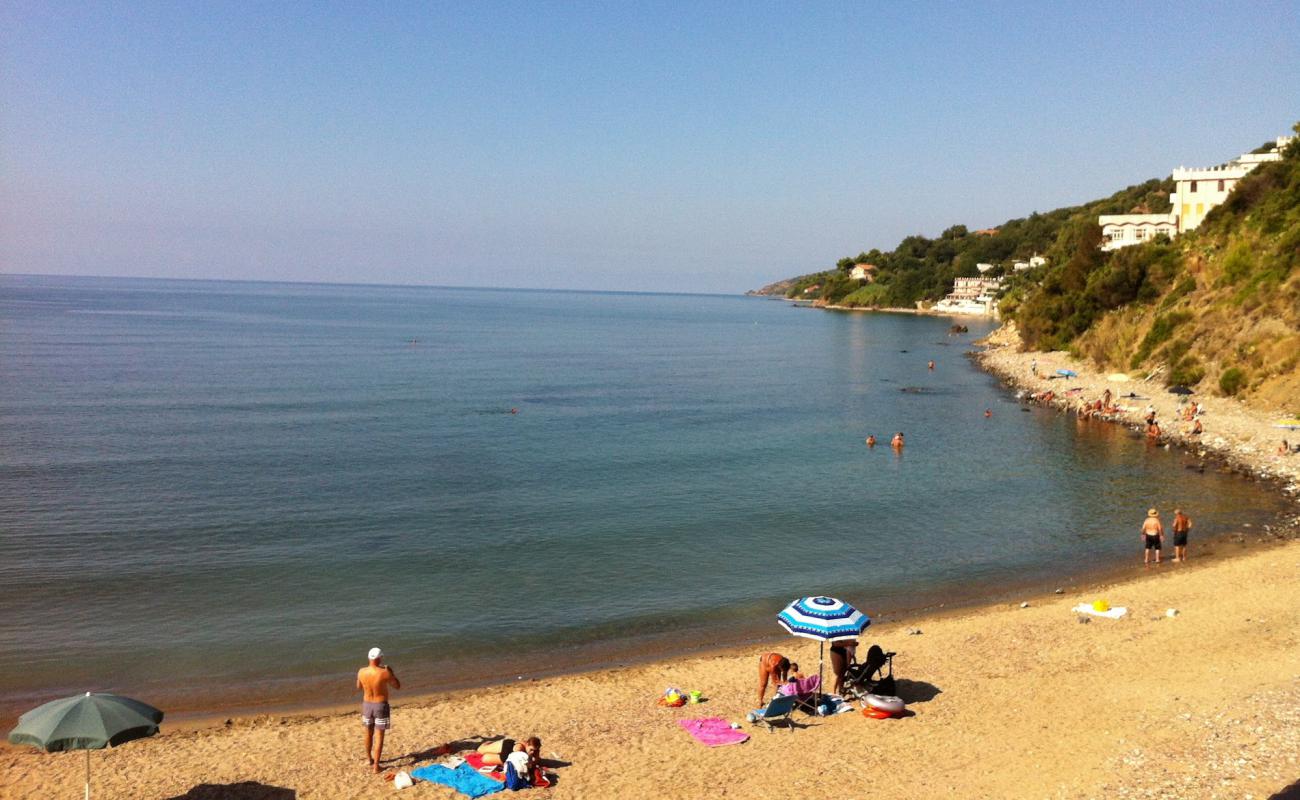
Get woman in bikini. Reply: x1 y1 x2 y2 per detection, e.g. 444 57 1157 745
757 652 792 705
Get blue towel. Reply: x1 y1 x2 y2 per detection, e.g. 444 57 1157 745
411 762 505 798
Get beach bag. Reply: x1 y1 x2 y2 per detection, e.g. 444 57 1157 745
875 674 896 696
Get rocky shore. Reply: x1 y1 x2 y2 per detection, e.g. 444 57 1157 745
975 323 1300 502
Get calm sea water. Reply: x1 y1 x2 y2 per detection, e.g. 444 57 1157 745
0 275 1287 717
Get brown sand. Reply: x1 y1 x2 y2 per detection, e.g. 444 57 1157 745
7 326 1299 799
4 536 1300 799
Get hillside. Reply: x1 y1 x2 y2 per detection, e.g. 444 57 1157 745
751 179 1175 308
1012 126 1300 410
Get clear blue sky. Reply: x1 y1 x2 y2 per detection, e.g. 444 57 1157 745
2 2 1297 293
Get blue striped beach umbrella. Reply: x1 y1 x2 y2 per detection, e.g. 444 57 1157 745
777 596 870 641
777 597 870 706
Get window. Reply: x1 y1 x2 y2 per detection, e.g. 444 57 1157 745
1189 180 1198 192
1217 179 1225 191
1196 203 1204 216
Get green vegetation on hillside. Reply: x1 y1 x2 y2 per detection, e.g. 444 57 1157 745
777 180 1173 310
1017 124 1300 407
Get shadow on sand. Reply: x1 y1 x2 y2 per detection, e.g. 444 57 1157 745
166 783 294 799
893 679 943 704
1271 779 1300 799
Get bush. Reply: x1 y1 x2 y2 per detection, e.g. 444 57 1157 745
1219 243 1255 286
1168 358 1205 387
1130 312 1191 368
1219 367 1248 396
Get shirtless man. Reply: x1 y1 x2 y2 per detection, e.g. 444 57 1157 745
891 432 905 449
1141 509 1164 566
1172 509 1192 562
358 647 401 773
757 652 791 705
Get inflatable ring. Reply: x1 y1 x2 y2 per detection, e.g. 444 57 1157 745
864 694 905 714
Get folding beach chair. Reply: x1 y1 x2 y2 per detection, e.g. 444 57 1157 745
751 693 799 732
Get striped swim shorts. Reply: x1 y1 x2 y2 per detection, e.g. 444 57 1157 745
361 701 391 730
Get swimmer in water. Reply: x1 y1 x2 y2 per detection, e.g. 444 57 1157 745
891 432 904 448
865 434 876 447
927 360 935 370
510 408 518 415
984 409 992 418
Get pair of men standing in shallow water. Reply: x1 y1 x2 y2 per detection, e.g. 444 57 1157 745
1141 508 1192 566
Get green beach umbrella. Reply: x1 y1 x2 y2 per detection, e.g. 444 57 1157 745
8 691 164 800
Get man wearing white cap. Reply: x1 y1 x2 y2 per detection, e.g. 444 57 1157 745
357 646 401 773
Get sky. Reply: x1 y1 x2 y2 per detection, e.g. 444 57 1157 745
2 2 1298 294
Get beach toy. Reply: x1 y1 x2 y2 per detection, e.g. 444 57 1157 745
1092 599 1110 612
864 694 905 716
862 705 893 719
688 690 703 704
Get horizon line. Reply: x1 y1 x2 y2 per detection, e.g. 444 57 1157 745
0 271 749 300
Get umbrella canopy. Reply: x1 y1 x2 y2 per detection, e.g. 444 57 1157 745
9 692 162 752
777 596 870 641
8 692 162 800
1055 369 1077 378
1168 386 1195 395
1273 419 1300 430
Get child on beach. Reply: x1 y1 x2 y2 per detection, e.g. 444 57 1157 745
1141 509 1164 566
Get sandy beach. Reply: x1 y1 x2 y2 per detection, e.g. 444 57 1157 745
5 531 1300 799
6 325 1300 800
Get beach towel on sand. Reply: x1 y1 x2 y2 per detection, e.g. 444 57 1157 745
1073 603 1128 619
678 717 749 747
411 762 504 798
463 753 553 788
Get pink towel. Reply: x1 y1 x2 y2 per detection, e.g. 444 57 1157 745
778 675 821 697
677 717 749 747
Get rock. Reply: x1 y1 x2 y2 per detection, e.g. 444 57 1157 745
1020 602 1030 608
1166 608 1179 617
1054 588 1064 594
907 627 923 635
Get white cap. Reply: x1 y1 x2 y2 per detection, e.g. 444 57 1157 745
368 647 382 661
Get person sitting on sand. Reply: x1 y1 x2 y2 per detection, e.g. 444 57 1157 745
865 434 876 448
757 652 792 705
1146 420 1161 439
1172 509 1192 562
1280 439 1291 456
358 647 401 773
1141 509 1164 566
1190 419 1203 435
478 735 541 768
891 432 904 448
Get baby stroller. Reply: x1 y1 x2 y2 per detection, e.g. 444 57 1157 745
840 644 896 701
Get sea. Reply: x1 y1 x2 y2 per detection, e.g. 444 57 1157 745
0 274 1288 720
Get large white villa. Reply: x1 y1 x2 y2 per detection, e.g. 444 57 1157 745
1100 136 1292 251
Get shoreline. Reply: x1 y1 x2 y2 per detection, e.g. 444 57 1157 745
7 537 1300 798
973 324 1300 494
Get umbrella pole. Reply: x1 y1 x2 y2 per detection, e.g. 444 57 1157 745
85 748 90 800
817 641 824 711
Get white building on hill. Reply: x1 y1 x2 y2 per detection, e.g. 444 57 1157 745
934 276 1002 316
1100 136 1292 251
